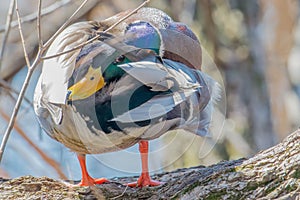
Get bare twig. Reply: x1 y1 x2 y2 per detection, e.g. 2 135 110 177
42 34 99 60
0 0 15 71
0 0 92 163
0 0 73 33
0 110 67 179
103 0 151 33
42 0 151 60
43 0 89 49
37 0 43 48
0 91 32 120
15 0 31 68
0 54 41 163
3 89 34 122
110 185 129 199
0 79 32 105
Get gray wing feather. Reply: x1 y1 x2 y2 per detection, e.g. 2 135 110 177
118 60 200 91
181 70 221 137
118 61 169 88
110 90 196 123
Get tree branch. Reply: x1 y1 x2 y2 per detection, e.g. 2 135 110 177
0 129 299 199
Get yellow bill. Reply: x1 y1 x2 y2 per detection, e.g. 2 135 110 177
68 66 105 101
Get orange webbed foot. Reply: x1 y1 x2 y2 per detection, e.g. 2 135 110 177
127 172 163 187
76 154 109 186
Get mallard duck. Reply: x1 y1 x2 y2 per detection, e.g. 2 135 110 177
34 7 219 187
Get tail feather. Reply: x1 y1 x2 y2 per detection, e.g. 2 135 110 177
184 71 220 137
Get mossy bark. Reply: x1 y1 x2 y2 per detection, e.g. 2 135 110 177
0 129 299 199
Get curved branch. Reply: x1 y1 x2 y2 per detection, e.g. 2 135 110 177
0 129 299 199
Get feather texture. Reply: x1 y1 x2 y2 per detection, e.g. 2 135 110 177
34 7 218 154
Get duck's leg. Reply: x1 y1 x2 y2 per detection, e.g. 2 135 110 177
77 154 108 186
127 141 163 187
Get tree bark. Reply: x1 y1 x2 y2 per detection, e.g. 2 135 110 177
0 129 299 199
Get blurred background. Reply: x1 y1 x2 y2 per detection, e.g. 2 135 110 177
0 0 299 181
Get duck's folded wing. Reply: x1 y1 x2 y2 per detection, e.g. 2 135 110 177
111 59 203 123
117 60 200 91
110 90 196 123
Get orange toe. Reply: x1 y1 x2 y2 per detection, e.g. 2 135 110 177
77 177 109 186
127 172 163 187
94 178 109 185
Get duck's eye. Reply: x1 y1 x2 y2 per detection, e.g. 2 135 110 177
90 76 95 80
113 55 125 65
